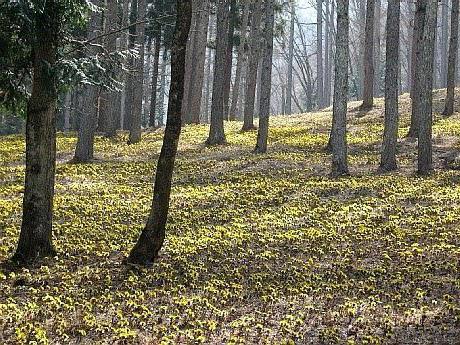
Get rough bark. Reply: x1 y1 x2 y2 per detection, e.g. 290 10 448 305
360 0 375 109
120 0 130 130
330 0 349 177
286 1 295 114
127 0 192 265
206 0 230 145
316 0 324 109
408 0 426 138
157 48 168 126
13 0 61 263
129 0 146 144
229 0 251 120
443 0 459 116
149 33 161 127
242 0 263 131
222 0 237 121
380 0 400 172
417 0 438 175
255 0 275 153
440 0 449 87
73 3 101 163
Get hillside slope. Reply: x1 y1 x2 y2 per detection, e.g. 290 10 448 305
1 91 460 344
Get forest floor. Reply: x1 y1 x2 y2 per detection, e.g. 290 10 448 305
1 91 460 344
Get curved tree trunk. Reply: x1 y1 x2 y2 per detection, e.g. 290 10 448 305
206 0 230 145
380 0 400 172
330 0 349 177
13 0 61 263
255 0 275 153
443 0 459 116
128 0 192 265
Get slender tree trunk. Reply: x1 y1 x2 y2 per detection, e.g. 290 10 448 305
127 0 192 265
324 0 333 107
440 0 449 87
373 0 381 96
408 1 426 138
330 0 349 177
129 0 146 144
157 48 168 127
206 0 230 145
204 19 215 122
285 1 295 114
443 0 459 116
222 0 237 121
13 0 61 263
317 0 324 109
63 91 72 132
255 0 275 153
380 0 400 172
120 0 130 130
361 0 375 109
123 0 137 131
242 0 263 131
229 0 251 120
417 0 438 175
73 3 101 162
149 32 161 127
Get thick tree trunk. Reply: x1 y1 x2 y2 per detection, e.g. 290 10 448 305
330 0 349 177
229 0 251 120
443 0 459 116
255 0 275 153
286 1 295 114
417 0 438 175
127 0 192 265
206 0 230 145
317 0 324 109
242 0 263 131
361 0 375 109
408 1 426 138
149 33 161 127
73 4 101 162
13 0 61 263
380 0 400 172
120 0 131 130
129 0 146 144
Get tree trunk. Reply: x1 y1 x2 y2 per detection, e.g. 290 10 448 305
73 3 101 162
361 0 375 109
242 0 263 131
440 0 449 87
206 0 230 145
157 48 168 127
417 0 438 175
127 0 192 266
63 91 72 132
317 0 324 109
129 0 146 144
330 0 349 177
149 32 162 127
204 19 215 122
380 0 400 172
229 0 251 120
408 1 426 138
221 0 237 121
443 0 459 116
120 0 131 130
373 0 382 96
286 1 295 114
13 0 61 263
255 0 275 153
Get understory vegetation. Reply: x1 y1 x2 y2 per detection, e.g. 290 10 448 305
1 92 460 344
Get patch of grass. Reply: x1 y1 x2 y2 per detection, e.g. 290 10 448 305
0 91 460 344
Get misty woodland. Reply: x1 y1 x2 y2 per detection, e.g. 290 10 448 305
1 0 460 343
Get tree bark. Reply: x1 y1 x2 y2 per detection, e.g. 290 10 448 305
13 0 61 263
380 0 400 172
242 0 263 131
360 0 375 109
408 0 426 138
255 0 275 153
222 0 237 121
417 0 438 175
149 32 162 127
206 0 230 145
330 0 349 177
440 0 449 87
129 0 146 144
443 0 459 116
373 0 382 96
73 3 101 162
229 0 251 120
286 1 295 114
127 0 192 265
317 0 324 109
